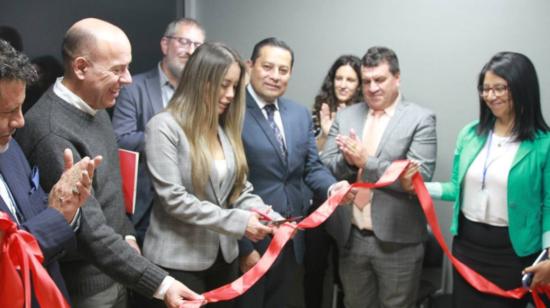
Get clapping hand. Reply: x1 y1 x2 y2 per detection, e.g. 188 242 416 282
336 129 368 168
49 149 102 222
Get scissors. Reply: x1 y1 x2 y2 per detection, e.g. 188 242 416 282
266 216 303 226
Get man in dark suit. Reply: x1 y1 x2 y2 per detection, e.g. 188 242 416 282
112 18 205 247
321 46 437 308
0 38 99 306
236 37 349 308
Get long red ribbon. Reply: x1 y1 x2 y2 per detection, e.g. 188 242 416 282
0 212 70 308
182 160 549 307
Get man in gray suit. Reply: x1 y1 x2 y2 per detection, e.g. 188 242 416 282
112 18 205 246
321 46 437 308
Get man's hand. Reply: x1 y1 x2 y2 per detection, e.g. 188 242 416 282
239 250 261 273
164 280 205 308
336 129 368 168
330 180 357 205
245 213 273 242
48 149 102 223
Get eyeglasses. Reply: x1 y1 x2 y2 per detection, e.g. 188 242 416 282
479 84 508 98
165 36 202 49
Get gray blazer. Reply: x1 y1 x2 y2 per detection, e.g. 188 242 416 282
320 99 437 250
143 112 278 271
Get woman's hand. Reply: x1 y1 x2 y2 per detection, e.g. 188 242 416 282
399 161 420 193
245 213 273 242
524 259 550 289
319 103 336 138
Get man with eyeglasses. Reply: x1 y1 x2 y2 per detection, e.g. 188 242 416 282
16 18 204 308
320 46 437 308
112 18 205 248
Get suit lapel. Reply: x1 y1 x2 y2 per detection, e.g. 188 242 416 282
374 101 406 157
458 132 486 185
0 151 31 221
208 158 222 207
279 100 292 163
246 91 287 166
354 103 369 138
146 69 164 115
217 128 237 206
511 139 533 169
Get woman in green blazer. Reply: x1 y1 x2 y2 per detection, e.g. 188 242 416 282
421 52 550 307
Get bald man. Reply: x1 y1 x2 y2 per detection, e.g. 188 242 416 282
16 18 203 308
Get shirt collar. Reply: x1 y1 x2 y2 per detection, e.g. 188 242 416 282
370 92 401 117
247 84 280 111
158 62 174 89
53 77 97 116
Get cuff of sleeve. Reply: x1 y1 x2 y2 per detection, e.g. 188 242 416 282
327 183 335 197
125 235 137 242
153 276 176 300
70 208 81 231
542 231 550 249
133 264 168 297
425 182 443 199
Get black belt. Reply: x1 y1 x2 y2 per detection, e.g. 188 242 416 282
352 225 375 237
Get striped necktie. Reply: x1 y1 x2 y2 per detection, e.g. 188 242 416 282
264 104 287 160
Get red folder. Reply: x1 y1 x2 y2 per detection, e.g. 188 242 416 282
118 149 139 214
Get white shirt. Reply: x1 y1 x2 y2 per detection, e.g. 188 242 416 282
247 84 286 144
0 173 20 224
53 77 97 116
461 132 519 226
214 159 228 186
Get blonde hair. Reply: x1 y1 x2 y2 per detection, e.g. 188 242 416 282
167 42 248 204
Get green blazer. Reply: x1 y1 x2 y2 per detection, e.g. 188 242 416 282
436 121 550 257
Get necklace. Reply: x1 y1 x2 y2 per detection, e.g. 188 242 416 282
496 136 512 147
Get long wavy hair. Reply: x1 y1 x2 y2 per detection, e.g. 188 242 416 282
166 42 248 204
312 55 362 127
477 52 549 141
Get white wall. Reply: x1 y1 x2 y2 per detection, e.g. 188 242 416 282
191 0 550 247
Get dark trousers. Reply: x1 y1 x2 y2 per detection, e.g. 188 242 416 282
143 251 239 308
453 214 546 308
236 242 298 308
128 204 152 248
303 215 342 308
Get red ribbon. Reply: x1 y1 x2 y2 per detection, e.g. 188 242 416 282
181 160 549 307
0 212 70 308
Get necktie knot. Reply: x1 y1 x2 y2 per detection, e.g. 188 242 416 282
371 109 384 117
264 104 277 117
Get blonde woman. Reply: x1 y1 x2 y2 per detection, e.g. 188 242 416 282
143 42 280 308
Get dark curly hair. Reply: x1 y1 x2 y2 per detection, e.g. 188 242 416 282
0 39 37 84
312 55 362 131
